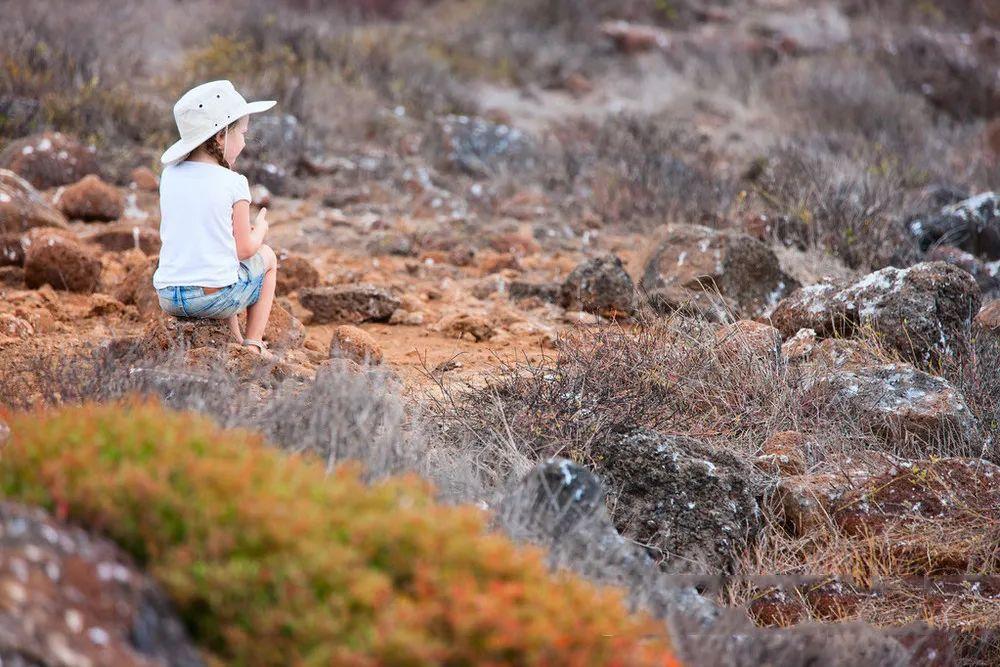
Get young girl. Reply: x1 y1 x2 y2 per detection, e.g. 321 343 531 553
153 80 279 357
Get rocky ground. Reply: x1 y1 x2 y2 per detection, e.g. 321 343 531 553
2 0 999 664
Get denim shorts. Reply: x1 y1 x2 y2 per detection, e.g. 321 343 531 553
157 252 268 319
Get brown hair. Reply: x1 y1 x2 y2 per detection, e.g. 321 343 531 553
195 120 239 168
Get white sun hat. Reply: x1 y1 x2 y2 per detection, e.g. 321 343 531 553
160 80 276 166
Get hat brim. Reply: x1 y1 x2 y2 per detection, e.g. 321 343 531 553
160 100 278 165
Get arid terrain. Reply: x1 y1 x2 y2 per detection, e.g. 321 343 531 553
1 0 999 665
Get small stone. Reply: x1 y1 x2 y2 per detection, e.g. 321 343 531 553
23 232 101 293
57 174 124 222
561 254 635 317
129 166 159 192
329 325 382 364
299 284 400 325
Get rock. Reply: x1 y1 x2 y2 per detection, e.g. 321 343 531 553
0 265 24 287
433 115 535 177
0 169 68 234
593 429 762 574
781 328 817 362
275 252 320 296
599 20 671 53
256 302 305 352
436 313 495 342
909 192 1000 259
804 363 981 458
646 285 737 323
974 300 1000 330
0 313 33 343
0 132 101 189
317 357 364 377
84 223 161 254
641 225 798 319
141 316 237 353
509 280 562 305
114 253 160 318
0 501 204 667
0 233 26 267
755 431 808 476
498 459 721 626
774 462 892 537
57 174 124 222
299 284 400 325
833 457 1000 574
366 231 416 257
23 232 101 293
561 254 635 317
714 320 782 361
770 262 980 368
884 29 1000 121
925 244 999 296
329 324 382 364
130 166 159 191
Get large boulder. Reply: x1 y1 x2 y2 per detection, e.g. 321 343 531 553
592 429 763 574
770 262 980 368
0 169 68 234
560 254 635 317
299 284 400 325
23 233 101 293
909 192 1000 259
641 225 798 319
925 244 999 297
0 501 203 667
498 459 721 626
804 363 982 459
0 132 101 189
57 174 124 222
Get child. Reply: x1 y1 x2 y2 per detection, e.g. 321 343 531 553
153 80 279 357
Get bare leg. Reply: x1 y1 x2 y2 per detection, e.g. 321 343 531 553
227 314 242 342
244 244 277 343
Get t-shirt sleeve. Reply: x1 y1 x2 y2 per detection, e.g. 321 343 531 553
230 173 251 205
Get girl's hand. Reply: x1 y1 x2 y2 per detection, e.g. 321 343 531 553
254 207 269 234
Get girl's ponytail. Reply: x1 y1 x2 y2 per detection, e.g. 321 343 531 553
202 131 230 168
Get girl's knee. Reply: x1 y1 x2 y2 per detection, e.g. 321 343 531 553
259 244 277 269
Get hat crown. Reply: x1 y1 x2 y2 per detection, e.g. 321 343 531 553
173 80 248 140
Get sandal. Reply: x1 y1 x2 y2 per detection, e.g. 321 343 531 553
243 338 276 360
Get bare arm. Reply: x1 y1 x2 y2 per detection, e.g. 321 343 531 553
232 201 268 260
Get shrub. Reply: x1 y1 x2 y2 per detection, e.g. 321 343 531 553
0 400 679 666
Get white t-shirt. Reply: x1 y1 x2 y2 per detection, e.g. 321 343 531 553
152 161 251 289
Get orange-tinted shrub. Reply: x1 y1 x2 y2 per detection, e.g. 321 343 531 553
0 401 680 666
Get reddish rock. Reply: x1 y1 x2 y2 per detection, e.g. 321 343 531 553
771 262 980 369
780 327 817 362
85 223 161 254
0 233 26 267
329 324 383 364
756 431 808 476
114 253 160 318
488 232 540 257
806 580 872 621
747 588 807 627
974 300 1000 330
600 20 670 53
715 320 782 361
23 232 101 293
646 284 737 323
0 265 24 287
141 316 237 352
275 252 320 296
130 166 159 191
0 313 33 343
58 174 125 222
239 302 304 352
299 284 400 325
436 313 495 342
0 168 68 234
0 132 101 189
926 245 998 296
0 501 203 667
642 225 798 319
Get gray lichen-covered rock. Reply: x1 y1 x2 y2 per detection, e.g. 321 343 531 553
770 262 980 369
299 284 400 324
593 430 763 574
804 363 982 459
0 501 204 667
909 191 1000 259
561 254 635 316
641 224 798 319
498 458 721 626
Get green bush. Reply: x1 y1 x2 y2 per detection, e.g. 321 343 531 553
0 400 679 666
